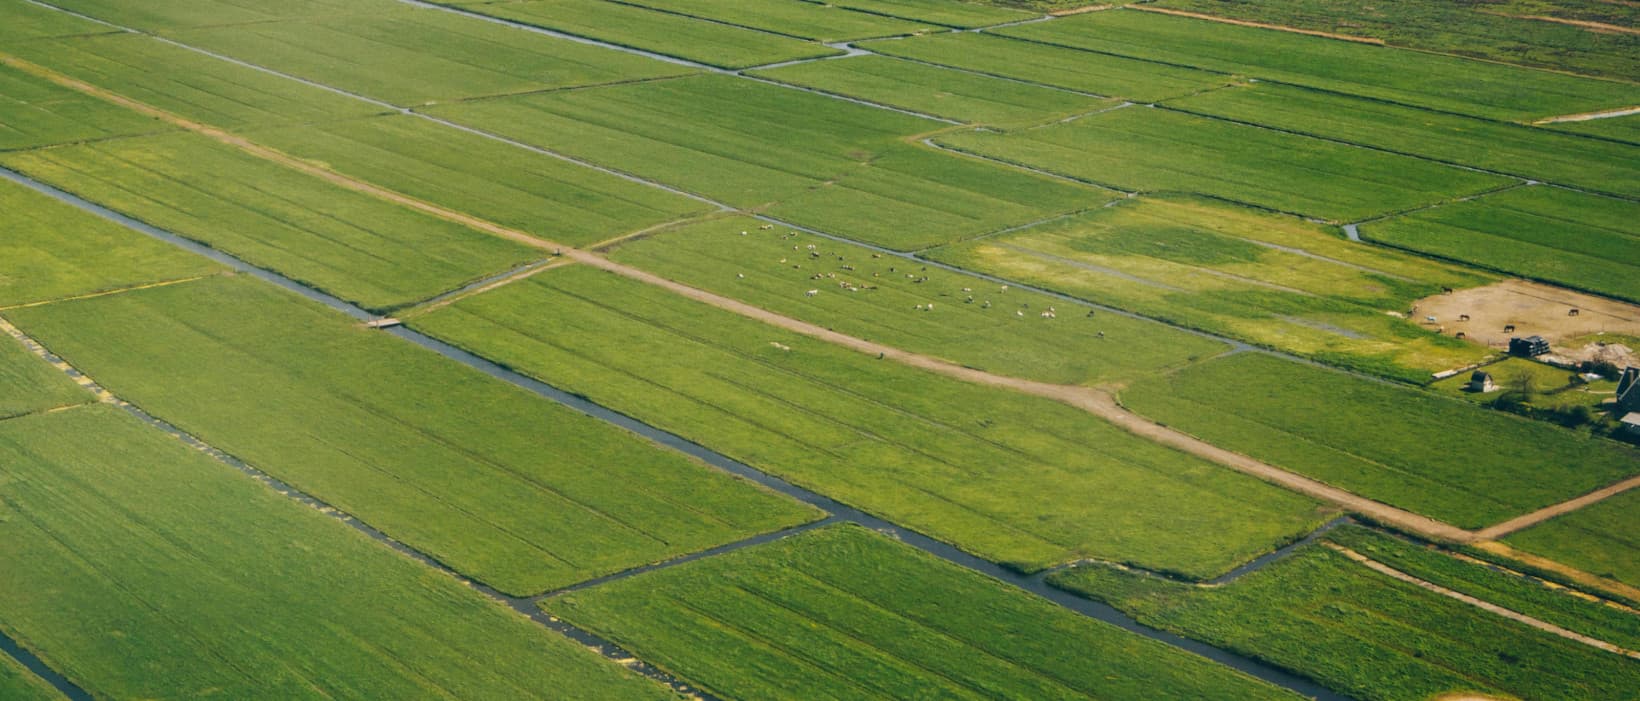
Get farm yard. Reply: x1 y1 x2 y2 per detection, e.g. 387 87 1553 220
2 0 1638 699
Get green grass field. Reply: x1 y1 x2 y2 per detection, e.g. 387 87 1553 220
0 0 121 42
1362 185 1640 303
0 131 538 312
613 0 934 42
0 655 60 701
0 404 672 700
1430 357 1619 412
859 32 1227 103
749 55 1116 126
0 177 222 307
1049 531 1640 701
547 524 1300 700
1552 114 1640 144
824 0 1035 28
250 114 710 247
415 264 1328 578
35 0 399 31
7 275 818 596
926 196 1494 381
1120 353 1640 528
0 62 163 151
605 213 1225 385
0 332 87 421
996 9 1640 121
1165 82 1640 198
1506 489 1640 590
936 106 1513 223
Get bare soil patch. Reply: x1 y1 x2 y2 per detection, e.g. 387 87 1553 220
1414 280 1640 352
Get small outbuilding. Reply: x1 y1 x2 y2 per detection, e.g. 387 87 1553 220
1618 367 1640 412
1466 370 1498 393
1508 335 1550 358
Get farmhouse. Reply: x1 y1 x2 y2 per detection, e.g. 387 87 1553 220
1508 335 1550 358
1466 370 1497 393
1618 367 1640 412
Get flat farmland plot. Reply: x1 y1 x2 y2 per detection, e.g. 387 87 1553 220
251 114 710 247
1166 82 1640 198
615 0 933 42
165 5 694 105
607 214 1224 385
36 0 399 31
0 332 86 420
936 106 1512 223
0 405 673 700
1552 114 1640 144
821 0 1035 29
7 276 818 596
0 63 163 151
1506 489 1640 589
0 656 59 701
750 55 1117 126
859 32 1226 103
416 265 1328 578
546 525 1299 700
997 10 1640 122
1362 186 1640 303
0 0 120 42
1120 353 1640 528
0 131 538 312
0 177 222 307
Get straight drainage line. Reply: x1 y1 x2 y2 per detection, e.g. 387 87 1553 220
0 628 89 701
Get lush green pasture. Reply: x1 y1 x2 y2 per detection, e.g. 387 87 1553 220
1362 185 1640 303
607 214 1224 385
251 114 709 247
1431 357 1618 412
0 63 163 151
1166 82 1640 197
0 0 120 42
0 177 222 307
428 74 1111 250
0 656 60 701
927 196 1493 381
429 0 840 70
417 264 1328 578
859 32 1226 102
749 55 1116 126
0 405 672 699
8 33 389 128
1552 114 1640 144
1049 536 1640 701
824 0 1035 28
0 131 538 311
166 5 693 105
0 332 86 421
615 0 933 42
35 0 398 31
936 106 1513 223
996 9 1640 122
1506 489 1640 590
547 524 1299 700
1120 353 1640 527
7 276 817 596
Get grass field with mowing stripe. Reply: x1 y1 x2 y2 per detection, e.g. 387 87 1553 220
0 0 121 42
0 405 674 700
0 656 60 701
35 0 399 31
547 524 1300 700
823 0 1035 28
1551 114 1640 144
1505 489 1640 590
614 0 933 42
7 275 818 596
0 62 163 151
0 332 87 421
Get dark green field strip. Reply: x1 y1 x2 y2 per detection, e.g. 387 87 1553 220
1361 186 1640 303
427 74 1111 250
613 0 934 42
0 0 120 42
0 332 87 421
416 264 1327 579
0 63 165 151
7 33 390 129
162 4 694 105
1506 490 1640 590
1121 353 1640 528
1165 82 1640 197
995 9 1640 122
0 405 673 700
937 106 1512 223
750 55 1116 126
547 525 1299 700
859 32 1227 103
426 0 842 70
0 176 222 307
821 0 1035 29
1049 536 1640 701
607 214 1224 385
6 275 818 596
1551 114 1640 145
0 131 538 312
0 655 62 701
250 114 711 248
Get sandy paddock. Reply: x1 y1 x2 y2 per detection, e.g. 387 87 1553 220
1412 280 1640 353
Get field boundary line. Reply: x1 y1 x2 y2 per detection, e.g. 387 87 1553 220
397 258 567 318
0 274 221 312
1329 544 1640 660
1473 474 1640 540
1534 106 1640 124
1128 6 1385 44
1471 542 1640 604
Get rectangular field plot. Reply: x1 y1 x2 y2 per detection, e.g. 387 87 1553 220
822 0 1036 29
415 264 1328 578
0 0 120 42
1551 113 1640 145
926 196 1493 381
165 5 694 105
996 9 1640 122
547 525 1298 701
1166 82 1640 198
33 0 399 31
859 32 1226 103
0 405 674 700
615 0 933 42
0 131 538 312
6 276 818 596
427 0 841 70
0 655 60 701
1506 489 1640 591
749 55 1117 126
606 214 1225 385
1049 529 1640 701
0 332 86 421
1361 186 1640 304
250 114 711 248
0 63 164 151
937 106 1513 223
1120 353 1640 528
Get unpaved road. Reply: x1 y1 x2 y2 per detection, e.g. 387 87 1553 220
1474 474 1640 541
